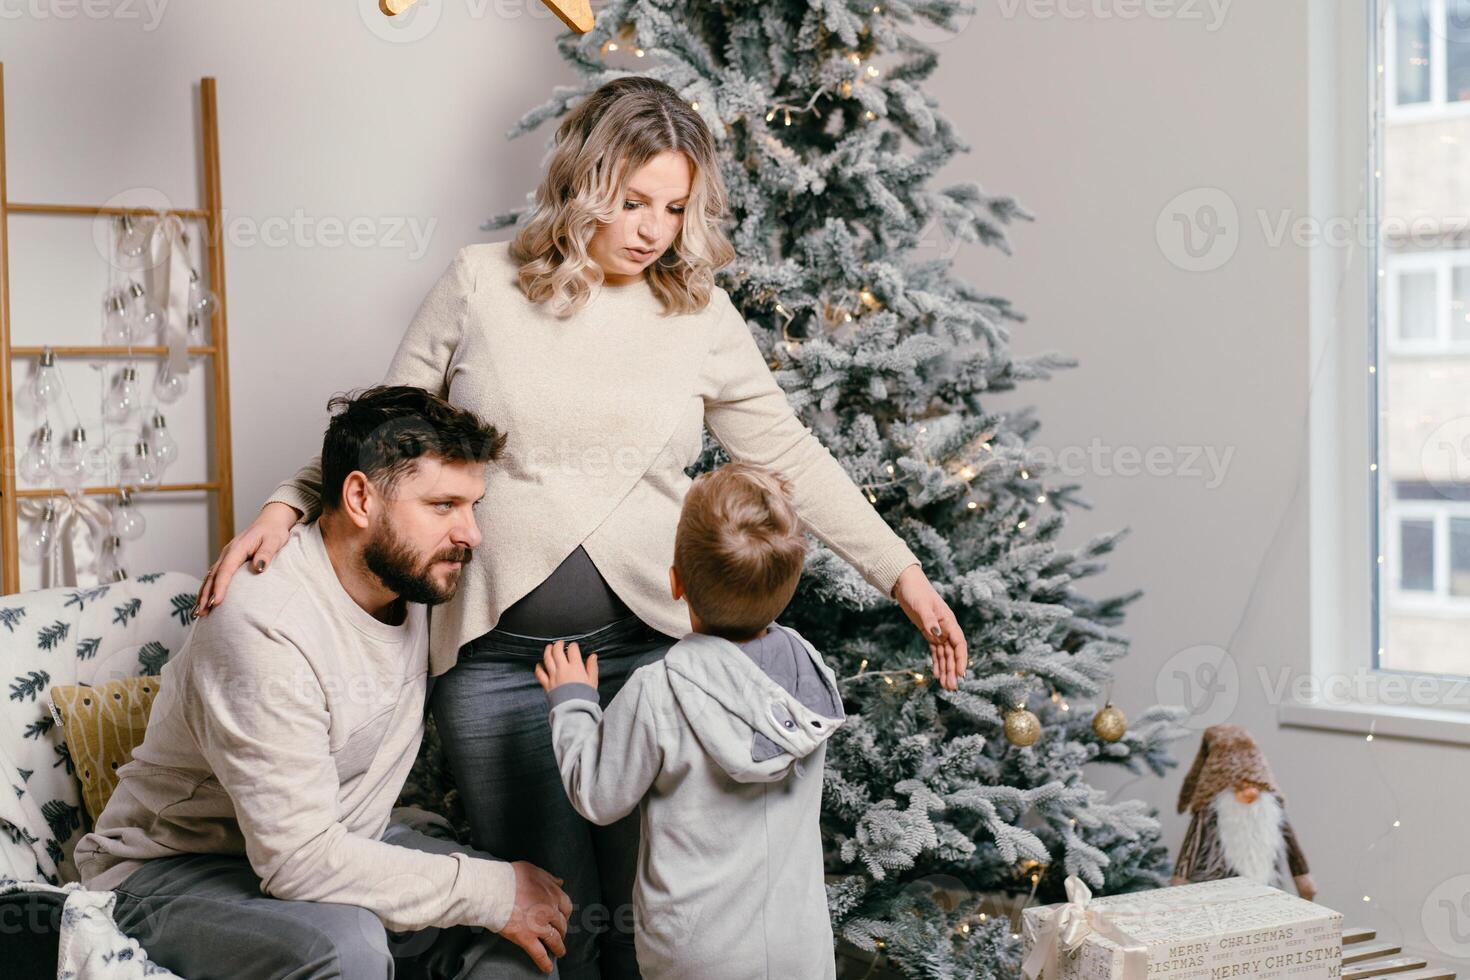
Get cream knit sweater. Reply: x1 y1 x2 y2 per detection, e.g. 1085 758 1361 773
267 241 920 676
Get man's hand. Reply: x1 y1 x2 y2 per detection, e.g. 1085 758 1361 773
499 861 572 974
535 640 599 693
891 564 968 691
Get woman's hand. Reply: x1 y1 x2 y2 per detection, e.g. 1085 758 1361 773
891 564 968 691
194 502 302 616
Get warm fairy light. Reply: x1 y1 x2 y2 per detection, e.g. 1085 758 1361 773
1018 520 1027 529
960 465 976 479
785 110 793 126
867 65 880 77
690 101 699 110
868 492 877 503
1020 468 1030 479
1369 463 1377 472
859 659 868 671
864 110 876 120
607 41 619 50
1036 494 1047 503
913 673 925 682
766 109 776 121
884 676 895 685
775 302 786 314
849 52 862 64
886 464 895 475
844 312 853 322
635 47 646 57
967 501 978 510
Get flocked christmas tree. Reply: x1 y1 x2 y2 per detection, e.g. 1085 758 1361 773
485 2 1189 976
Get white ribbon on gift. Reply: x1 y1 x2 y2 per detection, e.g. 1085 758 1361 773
1022 875 1150 980
17 493 112 588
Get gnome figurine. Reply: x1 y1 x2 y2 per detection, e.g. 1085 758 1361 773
1171 724 1317 901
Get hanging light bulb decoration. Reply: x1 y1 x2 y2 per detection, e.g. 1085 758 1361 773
51 427 89 491
28 349 61 407
101 291 133 346
104 366 142 423
112 488 146 541
121 441 161 489
20 501 58 565
146 412 178 470
115 214 151 259
187 268 218 319
1092 703 1128 742
19 422 54 484
1003 704 1042 747
96 534 127 583
186 310 204 343
125 281 165 340
153 363 188 404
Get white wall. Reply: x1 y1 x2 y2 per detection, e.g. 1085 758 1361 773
5 0 1464 967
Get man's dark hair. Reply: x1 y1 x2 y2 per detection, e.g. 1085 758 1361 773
319 385 506 512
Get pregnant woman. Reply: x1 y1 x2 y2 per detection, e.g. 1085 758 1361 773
195 75 968 980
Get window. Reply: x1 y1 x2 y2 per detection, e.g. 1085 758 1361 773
1377 0 1470 677
1387 0 1470 111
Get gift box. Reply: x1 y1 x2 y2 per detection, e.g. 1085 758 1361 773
1021 875 1342 980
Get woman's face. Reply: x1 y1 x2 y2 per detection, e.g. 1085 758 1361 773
587 150 691 286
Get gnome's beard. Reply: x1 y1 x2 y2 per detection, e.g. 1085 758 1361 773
1211 788 1285 885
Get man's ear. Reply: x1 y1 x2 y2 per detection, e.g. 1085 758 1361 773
339 472 376 530
669 565 684 600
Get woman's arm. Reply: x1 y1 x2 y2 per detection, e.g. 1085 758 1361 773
702 296 968 688
196 249 475 613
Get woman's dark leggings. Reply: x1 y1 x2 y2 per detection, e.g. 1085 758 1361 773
429 613 676 980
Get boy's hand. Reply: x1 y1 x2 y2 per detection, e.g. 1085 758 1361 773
535 640 599 693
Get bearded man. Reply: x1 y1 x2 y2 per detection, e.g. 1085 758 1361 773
75 385 571 979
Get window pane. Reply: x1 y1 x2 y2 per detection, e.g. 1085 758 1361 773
1454 267 1470 342
1452 518 1470 596
1397 268 1438 341
1400 518 1436 592
1396 0 1433 105
1449 0 1470 101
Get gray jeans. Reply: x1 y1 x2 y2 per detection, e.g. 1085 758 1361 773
431 614 676 980
109 822 556 980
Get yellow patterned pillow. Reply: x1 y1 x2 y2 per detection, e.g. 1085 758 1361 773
49 677 163 822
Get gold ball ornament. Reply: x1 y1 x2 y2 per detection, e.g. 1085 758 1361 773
1092 703 1127 742
1003 707 1042 747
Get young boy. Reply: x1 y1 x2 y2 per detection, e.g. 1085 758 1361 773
535 462 847 980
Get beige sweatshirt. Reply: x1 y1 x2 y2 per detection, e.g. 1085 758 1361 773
73 520 517 934
267 241 921 676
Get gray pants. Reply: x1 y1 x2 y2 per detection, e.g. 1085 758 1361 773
110 822 557 980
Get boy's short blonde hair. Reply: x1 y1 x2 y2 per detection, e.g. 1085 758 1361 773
674 463 807 639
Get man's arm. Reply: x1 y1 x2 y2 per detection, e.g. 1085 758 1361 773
183 624 515 934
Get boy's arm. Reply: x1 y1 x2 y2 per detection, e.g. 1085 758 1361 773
184 623 517 934
547 666 665 826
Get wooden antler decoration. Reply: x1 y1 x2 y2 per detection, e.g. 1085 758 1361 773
379 0 594 33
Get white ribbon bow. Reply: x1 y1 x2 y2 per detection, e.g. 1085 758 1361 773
1022 875 1148 980
18 493 113 588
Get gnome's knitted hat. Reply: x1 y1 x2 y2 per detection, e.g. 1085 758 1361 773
1177 723 1282 814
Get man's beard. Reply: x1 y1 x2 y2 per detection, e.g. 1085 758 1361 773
362 517 470 606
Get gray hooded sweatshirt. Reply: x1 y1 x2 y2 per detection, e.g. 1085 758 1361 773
547 622 846 980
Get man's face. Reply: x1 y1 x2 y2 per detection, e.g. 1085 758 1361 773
363 456 484 606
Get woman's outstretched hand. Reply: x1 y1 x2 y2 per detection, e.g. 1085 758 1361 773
891 564 968 691
193 502 302 617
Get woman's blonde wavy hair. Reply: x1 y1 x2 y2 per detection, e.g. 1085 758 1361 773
509 75 737 318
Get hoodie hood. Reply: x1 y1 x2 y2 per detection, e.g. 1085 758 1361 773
661 624 846 784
